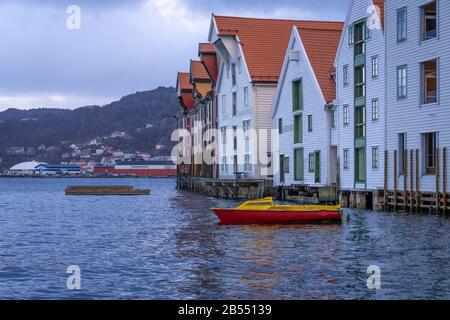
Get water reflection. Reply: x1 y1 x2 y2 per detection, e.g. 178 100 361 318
0 178 448 299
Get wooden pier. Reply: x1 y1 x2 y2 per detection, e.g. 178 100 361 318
176 175 272 199
383 147 448 214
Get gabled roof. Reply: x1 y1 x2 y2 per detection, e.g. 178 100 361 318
213 15 343 83
198 43 215 55
177 72 193 91
190 60 210 81
297 24 343 103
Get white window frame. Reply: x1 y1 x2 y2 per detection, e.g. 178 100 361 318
343 105 349 125
221 95 226 113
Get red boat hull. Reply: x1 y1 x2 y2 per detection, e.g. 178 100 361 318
212 209 342 225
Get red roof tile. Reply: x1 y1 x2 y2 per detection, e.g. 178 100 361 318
372 0 385 29
190 60 210 81
298 25 343 103
178 72 192 90
199 43 215 54
213 15 343 82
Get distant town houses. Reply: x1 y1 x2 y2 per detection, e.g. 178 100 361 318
2 127 170 176
175 0 450 212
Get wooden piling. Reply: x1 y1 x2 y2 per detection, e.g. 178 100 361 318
443 147 447 214
404 149 408 210
436 147 440 213
415 149 420 212
410 149 414 211
394 150 398 211
384 150 388 208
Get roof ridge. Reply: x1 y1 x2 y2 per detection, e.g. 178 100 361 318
213 14 343 25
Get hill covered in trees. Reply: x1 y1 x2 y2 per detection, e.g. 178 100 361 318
0 87 180 169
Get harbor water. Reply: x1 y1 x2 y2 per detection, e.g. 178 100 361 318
0 178 449 299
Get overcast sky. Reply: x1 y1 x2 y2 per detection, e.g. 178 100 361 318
0 0 348 110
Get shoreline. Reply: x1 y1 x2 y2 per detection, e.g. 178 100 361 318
0 175 176 179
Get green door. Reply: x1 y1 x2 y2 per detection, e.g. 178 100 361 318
314 151 320 184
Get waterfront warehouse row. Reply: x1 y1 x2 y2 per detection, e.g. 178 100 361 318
174 0 450 212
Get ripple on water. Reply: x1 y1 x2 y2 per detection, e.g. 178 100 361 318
0 178 449 299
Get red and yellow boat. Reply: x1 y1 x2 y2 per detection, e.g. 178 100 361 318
212 197 343 225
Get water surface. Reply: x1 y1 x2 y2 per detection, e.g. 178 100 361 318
0 178 449 299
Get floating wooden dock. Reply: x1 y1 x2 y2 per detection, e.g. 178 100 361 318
65 186 151 196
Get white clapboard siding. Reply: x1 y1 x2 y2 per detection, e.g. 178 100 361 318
385 0 450 193
335 0 386 191
273 28 330 187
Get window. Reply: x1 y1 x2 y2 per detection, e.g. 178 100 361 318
348 25 354 45
284 156 290 174
399 133 406 175
372 147 379 169
292 79 303 111
232 92 237 116
294 148 304 181
355 107 365 139
221 95 226 113
343 65 349 85
343 149 349 169
397 66 407 98
226 63 230 79
355 66 366 98
244 155 252 172
355 148 366 182
237 57 242 74
294 114 302 144
343 105 349 125
278 118 283 135
354 21 366 56
233 126 237 151
231 63 237 86
397 7 407 42
372 99 379 121
220 126 227 173
421 1 437 41
422 59 438 105
423 132 437 174
244 86 249 106
330 110 336 128
372 56 379 78
308 115 313 132
309 153 315 172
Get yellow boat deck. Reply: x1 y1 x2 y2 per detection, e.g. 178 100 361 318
235 197 342 212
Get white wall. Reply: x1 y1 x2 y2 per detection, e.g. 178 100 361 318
335 0 386 191
386 0 450 193
273 29 330 187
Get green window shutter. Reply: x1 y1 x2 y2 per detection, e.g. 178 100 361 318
294 148 304 181
294 114 302 144
299 79 303 110
278 118 283 134
292 81 299 111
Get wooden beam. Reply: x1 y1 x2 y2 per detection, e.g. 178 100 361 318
394 150 398 211
410 149 414 211
404 149 408 210
444 147 447 214
416 149 420 212
384 150 388 208
436 147 440 213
